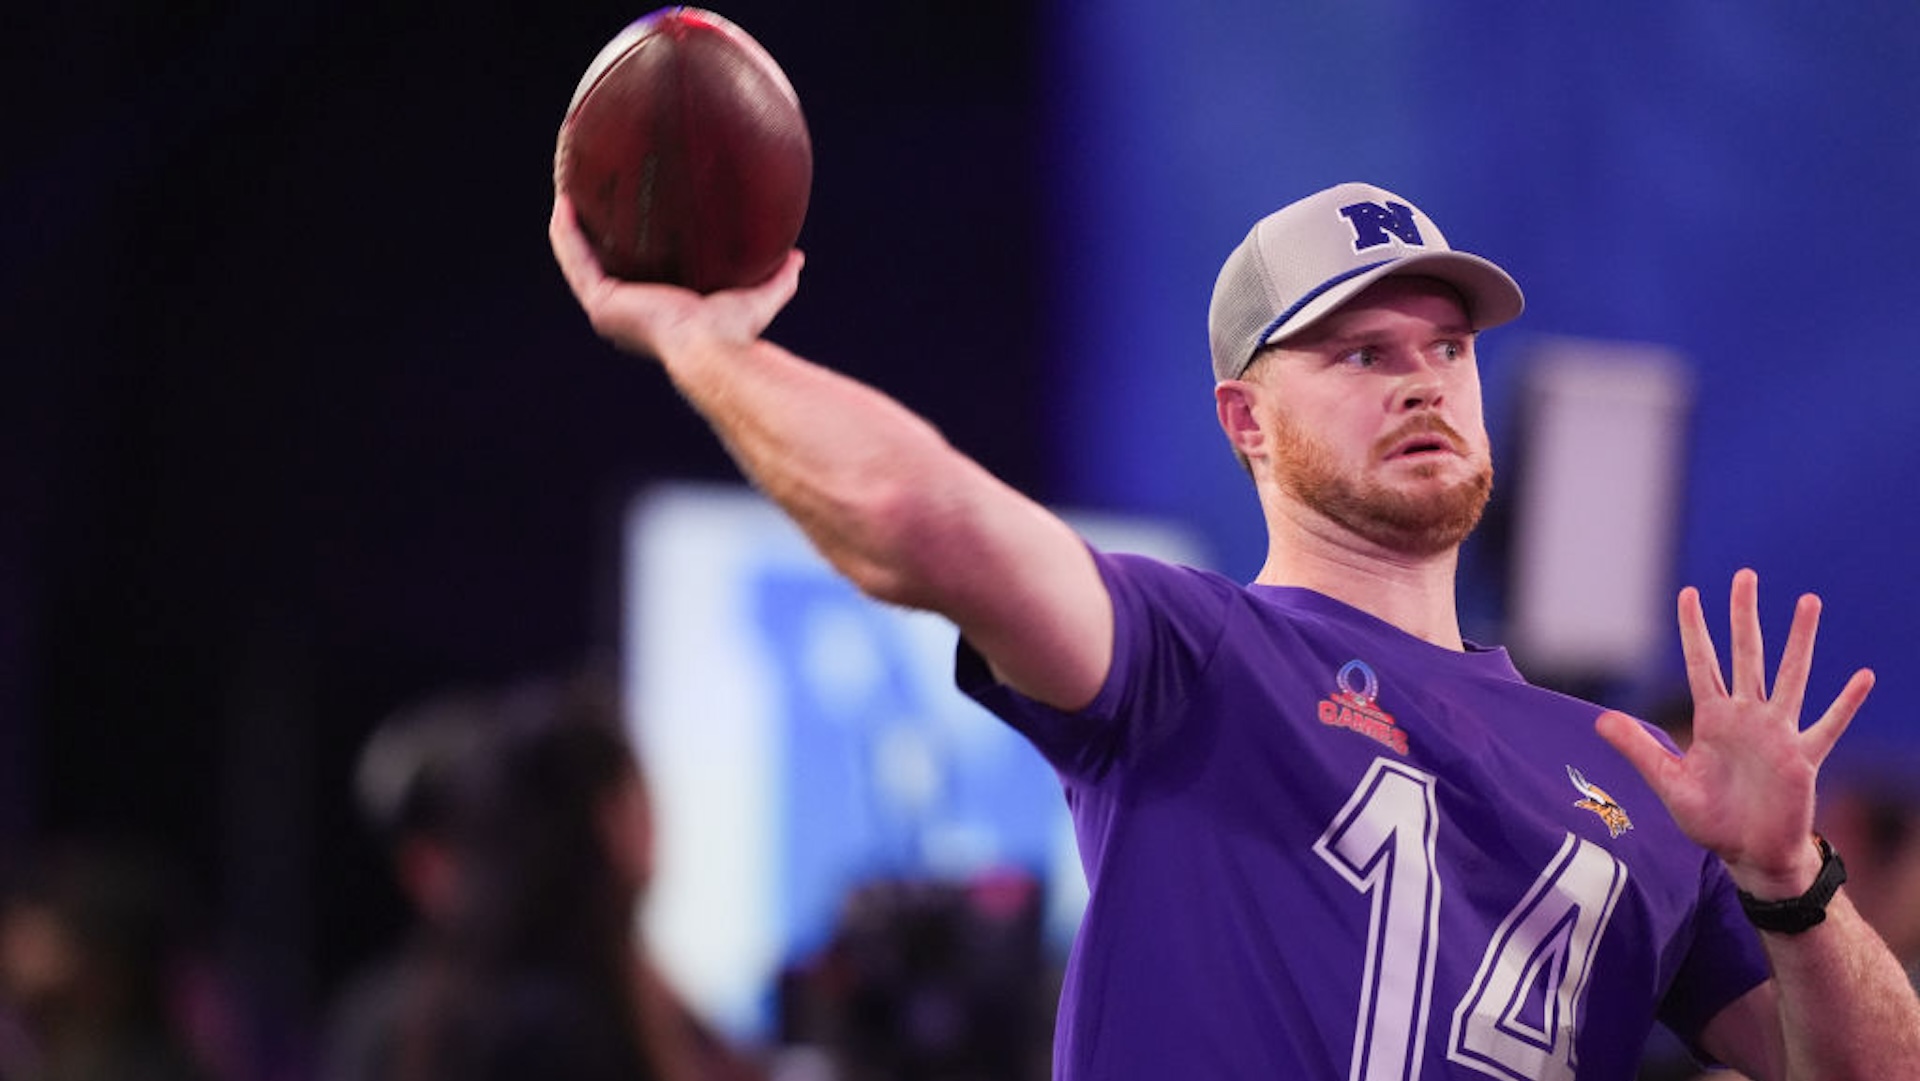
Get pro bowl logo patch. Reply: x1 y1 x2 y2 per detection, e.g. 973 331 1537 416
1317 659 1408 755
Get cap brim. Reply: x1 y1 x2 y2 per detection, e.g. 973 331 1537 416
1260 250 1525 350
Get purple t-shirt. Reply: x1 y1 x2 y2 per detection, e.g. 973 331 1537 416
957 552 1768 1081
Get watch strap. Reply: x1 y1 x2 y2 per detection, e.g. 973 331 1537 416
1737 834 1847 935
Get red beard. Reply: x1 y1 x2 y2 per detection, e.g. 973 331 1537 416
1271 411 1492 556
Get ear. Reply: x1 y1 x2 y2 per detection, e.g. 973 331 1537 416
1215 380 1267 463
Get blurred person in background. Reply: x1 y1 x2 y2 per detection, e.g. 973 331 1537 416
779 872 1052 1081
316 694 488 1081
0 842 216 1081
378 672 761 1081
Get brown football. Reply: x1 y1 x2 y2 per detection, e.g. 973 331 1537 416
554 8 812 292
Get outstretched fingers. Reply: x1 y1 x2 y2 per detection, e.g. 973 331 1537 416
1727 568 1768 701
1803 667 1875 767
1770 591 1824 722
1672 570 1871 767
1677 586 1728 703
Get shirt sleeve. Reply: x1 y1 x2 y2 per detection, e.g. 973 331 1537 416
1656 853 1772 1062
954 549 1236 783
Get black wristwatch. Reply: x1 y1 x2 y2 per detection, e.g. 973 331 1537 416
1737 834 1848 935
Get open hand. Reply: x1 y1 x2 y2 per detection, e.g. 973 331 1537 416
1596 569 1875 898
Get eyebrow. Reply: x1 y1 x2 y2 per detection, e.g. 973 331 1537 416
1305 321 1476 351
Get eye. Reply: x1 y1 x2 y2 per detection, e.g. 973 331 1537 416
1434 339 1468 363
1338 346 1381 369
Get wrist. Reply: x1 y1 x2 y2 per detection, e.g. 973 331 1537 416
1736 834 1848 935
1727 833 1826 900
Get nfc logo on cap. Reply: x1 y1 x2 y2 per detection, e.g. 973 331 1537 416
1339 200 1425 253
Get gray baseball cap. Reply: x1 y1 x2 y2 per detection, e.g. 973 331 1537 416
1208 182 1525 382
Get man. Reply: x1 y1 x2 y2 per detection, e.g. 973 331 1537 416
318 693 482 1081
322 676 766 1081
549 181 1920 1079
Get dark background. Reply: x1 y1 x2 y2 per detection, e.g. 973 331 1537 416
3 0 1045 1054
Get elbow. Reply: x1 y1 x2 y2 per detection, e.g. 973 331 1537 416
842 558 927 611
828 473 971 612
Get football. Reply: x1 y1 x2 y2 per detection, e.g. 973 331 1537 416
554 8 812 292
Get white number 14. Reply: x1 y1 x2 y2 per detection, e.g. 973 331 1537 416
1313 759 1628 1081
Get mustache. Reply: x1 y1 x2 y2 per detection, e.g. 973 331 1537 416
1373 415 1467 459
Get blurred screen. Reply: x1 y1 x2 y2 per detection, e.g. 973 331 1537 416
622 482 1208 1042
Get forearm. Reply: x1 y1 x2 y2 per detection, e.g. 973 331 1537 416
656 332 1111 708
1760 892 1920 1080
549 202 1107 706
659 332 994 608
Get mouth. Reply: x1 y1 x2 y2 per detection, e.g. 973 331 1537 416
1383 429 1462 461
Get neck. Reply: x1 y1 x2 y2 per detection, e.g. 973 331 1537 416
1254 499 1467 651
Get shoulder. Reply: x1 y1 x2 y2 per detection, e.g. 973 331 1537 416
1096 549 1237 592
1094 550 1253 635
1093 551 1261 676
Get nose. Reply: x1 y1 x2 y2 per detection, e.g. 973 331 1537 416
1395 353 1446 413
1399 385 1442 412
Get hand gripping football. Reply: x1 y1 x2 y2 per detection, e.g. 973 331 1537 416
554 8 812 292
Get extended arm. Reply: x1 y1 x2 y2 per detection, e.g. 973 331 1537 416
1597 569 1920 1080
549 197 1111 711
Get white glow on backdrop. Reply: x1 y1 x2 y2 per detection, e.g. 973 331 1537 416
1508 340 1694 684
624 482 1208 1041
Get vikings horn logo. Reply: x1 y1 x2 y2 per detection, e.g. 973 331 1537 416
1567 765 1634 839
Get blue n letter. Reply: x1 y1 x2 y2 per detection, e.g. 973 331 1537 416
1339 201 1425 252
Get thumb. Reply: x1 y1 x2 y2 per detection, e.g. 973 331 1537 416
710 249 805 343
1596 710 1680 794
